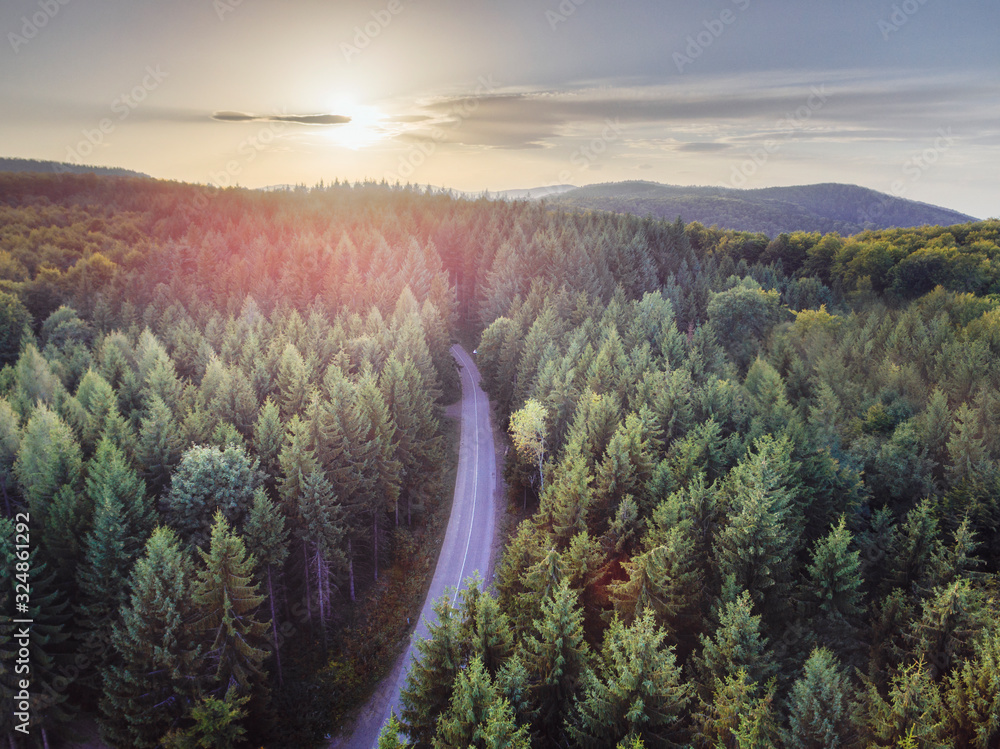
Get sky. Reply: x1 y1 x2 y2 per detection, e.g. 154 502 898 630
1 0 998 218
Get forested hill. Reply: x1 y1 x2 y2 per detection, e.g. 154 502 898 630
1 171 999 748
0 157 149 178
543 181 979 236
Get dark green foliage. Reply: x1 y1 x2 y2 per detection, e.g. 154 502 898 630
713 436 800 619
4 172 1000 747
787 648 862 749
569 612 692 749
100 528 200 748
161 444 262 548
400 594 463 749
522 581 591 745
137 394 185 496
190 512 270 707
696 590 776 691
161 688 249 749
0 290 31 366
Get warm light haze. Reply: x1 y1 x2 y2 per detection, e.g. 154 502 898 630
1 0 998 217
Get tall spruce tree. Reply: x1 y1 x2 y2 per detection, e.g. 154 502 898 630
241 488 290 683
569 612 693 749
786 648 862 749
400 594 463 749
190 512 270 712
100 528 200 748
522 580 591 745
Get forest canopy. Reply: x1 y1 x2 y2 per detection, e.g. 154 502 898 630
0 172 998 748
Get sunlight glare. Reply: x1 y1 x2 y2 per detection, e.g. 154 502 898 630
324 95 390 150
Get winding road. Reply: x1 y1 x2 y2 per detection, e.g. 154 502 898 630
330 344 498 749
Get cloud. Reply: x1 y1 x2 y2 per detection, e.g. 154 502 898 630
392 72 1000 151
212 111 351 125
675 142 732 153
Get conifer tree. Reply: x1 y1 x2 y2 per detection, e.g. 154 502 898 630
161 688 249 749
864 658 948 748
355 369 402 580
252 398 284 482
696 590 776 690
378 713 411 749
100 528 200 748
806 516 865 659
137 393 185 496
522 580 591 745
609 527 704 643
713 435 799 619
468 590 515 677
241 488 290 683
276 342 310 418
569 612 693 749
907 579 986 679
434 655 529 749
161 444 262 548
0 517 73 746
14 403 86 577
787 648 862 749
190 512 270 708
695 668 781 749
0 398 21 516
75 439 154 692
401 593 463 749
940 631 1000 748
380 354 443 525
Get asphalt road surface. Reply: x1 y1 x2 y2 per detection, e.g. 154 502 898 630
330 344 497 749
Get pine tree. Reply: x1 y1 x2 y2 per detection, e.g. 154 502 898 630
806 516 865 660
378 713 412 749
433 655 498 748
379 354 443 525
609 526 703 643
696 590 776 691
0 517 73 747
100 528 201 748
190 512 270 710
522 580 591 745
400 593 463 749
241 488 290 683
907 579 986 679
713 435 800 620
161 688 249 749
886 498 941 594
355 369 402 580
296 468 348 647
467 590 514 677
569 612 693 749
316 368 378 598
137 393 186 496
75 439 155 693
14 403 86 579
252 398 284 482
787 648 862 749
276 342 310 418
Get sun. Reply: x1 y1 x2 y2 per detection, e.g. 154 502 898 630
323 95 390 150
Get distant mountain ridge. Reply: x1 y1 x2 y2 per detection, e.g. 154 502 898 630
0 157 149 179
537 181 979 236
